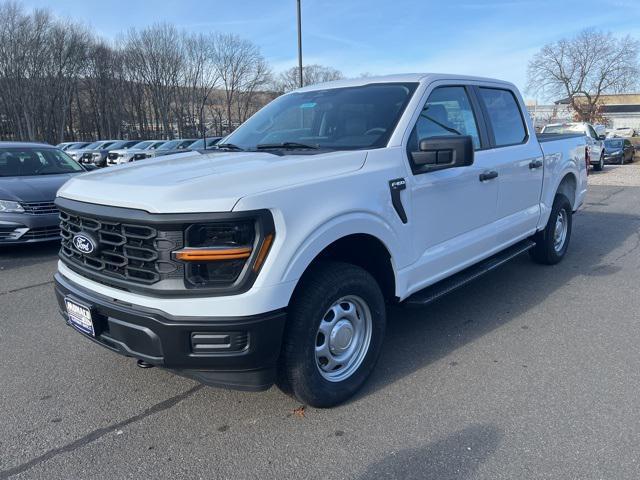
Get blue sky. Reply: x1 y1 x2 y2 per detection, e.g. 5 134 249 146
22 0 640 99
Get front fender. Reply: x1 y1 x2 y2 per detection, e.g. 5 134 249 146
280 211 402 294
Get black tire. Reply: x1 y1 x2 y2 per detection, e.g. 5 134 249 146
593 153 604 171
529 194 572 265
277 261 386 408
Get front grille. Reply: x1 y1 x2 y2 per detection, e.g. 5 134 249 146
59 209 183 286
21 201 58 215
22 226 60 240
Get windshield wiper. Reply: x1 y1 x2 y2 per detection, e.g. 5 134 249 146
215 143 245 151
420 108 463 136
256 142 319 150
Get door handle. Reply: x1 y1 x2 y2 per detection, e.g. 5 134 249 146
529 159 543 169
479 170 498 182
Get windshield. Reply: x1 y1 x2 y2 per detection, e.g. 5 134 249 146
542 124 584 135
158 140 180 150
0 148 84 177
605 139 623 149
72 142 89 150
107 141 135 150
131 141 152 150
223 83 418 151
186 139 219 149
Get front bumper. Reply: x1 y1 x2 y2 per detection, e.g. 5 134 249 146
604 154 622 164
0 212 60 244
54 273 287 391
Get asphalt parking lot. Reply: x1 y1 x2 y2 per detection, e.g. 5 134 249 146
2 165 640 480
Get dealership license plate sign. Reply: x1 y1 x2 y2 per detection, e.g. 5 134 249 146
65 298 95 336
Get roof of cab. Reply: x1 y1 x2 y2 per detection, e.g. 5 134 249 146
0 141 53 149
294 73 516 93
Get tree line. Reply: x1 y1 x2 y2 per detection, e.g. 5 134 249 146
0 1 344 145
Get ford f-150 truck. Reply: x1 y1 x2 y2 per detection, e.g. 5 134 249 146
54 74 588 407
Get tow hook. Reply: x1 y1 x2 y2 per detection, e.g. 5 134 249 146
137 359 154 369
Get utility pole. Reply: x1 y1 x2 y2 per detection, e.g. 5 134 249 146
297 0 303 88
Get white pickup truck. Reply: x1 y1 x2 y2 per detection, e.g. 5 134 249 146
54 74 588 407
541 122 605 171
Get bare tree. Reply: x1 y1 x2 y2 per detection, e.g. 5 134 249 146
0 1 279 143
276 64 344 93
123 24 183 138
527 29 640 122
176 33 219 138
212 33 271 134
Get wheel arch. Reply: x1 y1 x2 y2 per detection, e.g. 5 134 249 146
557 171 578 210
280 214 401 303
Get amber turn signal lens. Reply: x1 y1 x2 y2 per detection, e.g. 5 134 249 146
174 247 252 262
253 234 274 272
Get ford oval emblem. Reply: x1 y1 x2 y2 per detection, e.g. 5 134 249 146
73 233 97 255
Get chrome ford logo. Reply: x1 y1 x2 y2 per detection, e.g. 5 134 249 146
73 233 97 255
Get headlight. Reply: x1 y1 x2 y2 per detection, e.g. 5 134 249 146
172 215 275 290
0 200 25 213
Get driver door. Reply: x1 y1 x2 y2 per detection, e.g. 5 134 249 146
404 84 500 292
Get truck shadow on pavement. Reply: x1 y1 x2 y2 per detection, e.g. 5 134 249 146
360 206 640 398
0 240 60 271
357 424 502 480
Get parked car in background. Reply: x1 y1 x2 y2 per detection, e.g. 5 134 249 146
607 127 636 138
106 140 166 166
0 142 88 244
67 140 118 162
604 138 635 164
541 122 605 170
54 73 588 407
56 142 91 151
79 140 139 168
148 139 198 158
187 137 223 150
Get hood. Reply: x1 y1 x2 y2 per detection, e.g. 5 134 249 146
0 173 79 203
58 150 367 213
109 148 142 155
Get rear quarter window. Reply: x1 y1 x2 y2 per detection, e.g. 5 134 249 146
479 88 527 147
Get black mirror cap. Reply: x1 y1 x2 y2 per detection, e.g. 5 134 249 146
598 135 606 140
83 163 98 171
411 135 474 174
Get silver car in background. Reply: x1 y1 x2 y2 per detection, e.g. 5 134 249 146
106 140 166 166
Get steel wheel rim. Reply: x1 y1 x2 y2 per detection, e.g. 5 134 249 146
553 209 568 253
315 295 373 382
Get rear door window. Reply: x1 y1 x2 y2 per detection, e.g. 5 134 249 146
478 88 527 147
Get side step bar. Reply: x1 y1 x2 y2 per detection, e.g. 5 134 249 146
404 239 536 307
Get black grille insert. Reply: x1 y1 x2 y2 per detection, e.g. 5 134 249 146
59 209 182 285
22 201 58 215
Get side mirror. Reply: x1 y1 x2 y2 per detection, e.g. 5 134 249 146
83 163 98 171
598 135 606 140
410 136 474 174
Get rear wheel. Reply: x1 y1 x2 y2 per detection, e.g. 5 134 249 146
530 194 572 265
277 261 386 408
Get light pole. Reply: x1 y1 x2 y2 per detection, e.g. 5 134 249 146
297 0 303 88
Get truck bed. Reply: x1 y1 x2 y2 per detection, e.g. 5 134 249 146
536 133 584 143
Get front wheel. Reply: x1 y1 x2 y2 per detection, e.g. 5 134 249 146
593 153 604 171
277 261 386 408
530 194 572 265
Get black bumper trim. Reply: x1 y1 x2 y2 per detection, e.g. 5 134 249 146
55 273 287 391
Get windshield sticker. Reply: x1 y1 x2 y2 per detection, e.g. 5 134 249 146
300 102 317 109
